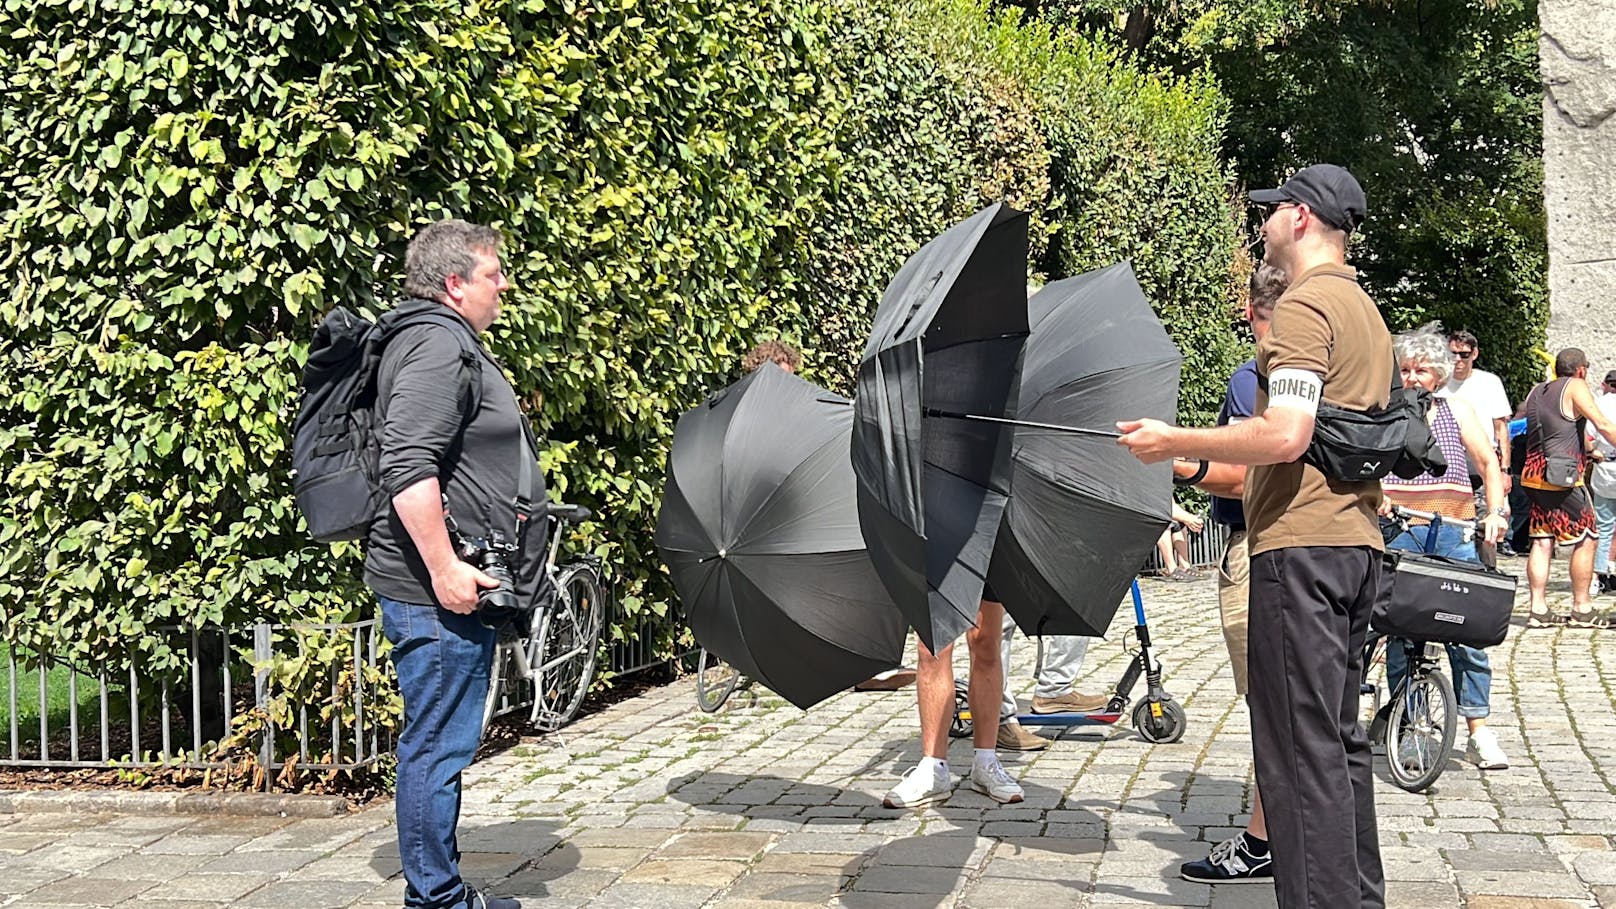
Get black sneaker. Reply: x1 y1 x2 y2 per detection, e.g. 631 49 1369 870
1179 833 1273 884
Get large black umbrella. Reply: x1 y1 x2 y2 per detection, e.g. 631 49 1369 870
655 363 908 709
987 262 1180 637
851 203 1030 653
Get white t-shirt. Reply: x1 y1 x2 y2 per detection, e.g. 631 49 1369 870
1442 369 1512 426
1588 391 1616 498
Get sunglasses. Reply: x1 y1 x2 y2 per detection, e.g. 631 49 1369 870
1451 349 1476 360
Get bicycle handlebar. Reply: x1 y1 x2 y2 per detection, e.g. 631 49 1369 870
1386 504 1477 531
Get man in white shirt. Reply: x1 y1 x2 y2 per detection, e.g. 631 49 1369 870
1588 369 1616 595
1444 329 1514 559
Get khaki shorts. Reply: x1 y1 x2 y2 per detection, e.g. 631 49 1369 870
1217 530 1251 697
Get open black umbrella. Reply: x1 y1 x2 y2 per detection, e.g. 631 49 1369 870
851 203 1030 653
987 262 1180 637
655 363 908 709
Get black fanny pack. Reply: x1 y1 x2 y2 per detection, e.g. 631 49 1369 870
1261 377 1447 482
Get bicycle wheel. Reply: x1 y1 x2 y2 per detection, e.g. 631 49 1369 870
1385 668 1458 792
695 647 742 713
529 564 605 730
481 630 533 738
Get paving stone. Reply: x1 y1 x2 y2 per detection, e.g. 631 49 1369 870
960 876 1093 907
847 864 967 894
140 874 278 903
19 876 157 905
1455 869 1591 898
1473 892 1596 899
193 849 325 875
656 830 773 859
619 858 748 887
725 872 850 901
232 880 376 908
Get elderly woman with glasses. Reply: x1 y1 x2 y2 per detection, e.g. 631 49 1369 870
1378 324 1512 770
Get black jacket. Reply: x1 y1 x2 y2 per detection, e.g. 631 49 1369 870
362 298 548 608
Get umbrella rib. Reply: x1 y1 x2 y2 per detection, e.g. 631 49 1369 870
726 430 848 551
924 409 1123 439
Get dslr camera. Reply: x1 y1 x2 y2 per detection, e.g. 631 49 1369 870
444 501 522 628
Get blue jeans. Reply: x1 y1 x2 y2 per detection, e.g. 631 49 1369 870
1593 492 1616 575
380 596 496 909
1383 525 1491 720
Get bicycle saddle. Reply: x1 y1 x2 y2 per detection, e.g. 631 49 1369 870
547 502 592 522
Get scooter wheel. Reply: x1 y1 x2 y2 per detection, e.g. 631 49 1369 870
1132 697 1186 744
949 679 973 739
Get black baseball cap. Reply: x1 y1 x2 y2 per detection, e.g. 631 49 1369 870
1250 164 1367 232
1605 369 1616 385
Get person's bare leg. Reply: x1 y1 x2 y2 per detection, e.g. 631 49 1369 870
966 601 1006 751
1527 536 1554 616
1173 531 1193 573
1248 787 1267 840
915 638 956 759
1156 530 1174 573
1570 537 1597 614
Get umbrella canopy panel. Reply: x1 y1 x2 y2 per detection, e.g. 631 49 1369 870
655 364 907 708
852 203 1030 652
988 261 1181 637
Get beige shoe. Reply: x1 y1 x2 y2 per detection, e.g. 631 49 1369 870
996 721 1050 752
1031 691 1110 714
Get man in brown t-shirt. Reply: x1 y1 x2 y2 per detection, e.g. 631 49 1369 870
1118 164 1392 909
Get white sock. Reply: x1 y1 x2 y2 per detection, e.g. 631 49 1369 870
918 756 948 777
973 749 999 771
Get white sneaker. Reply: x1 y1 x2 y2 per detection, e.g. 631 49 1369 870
969 759 1024 804
1467 728 1509 770
883 764 952 809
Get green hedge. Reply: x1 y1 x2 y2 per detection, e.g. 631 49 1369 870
0 0 1237 764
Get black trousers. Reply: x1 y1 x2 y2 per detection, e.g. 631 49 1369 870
1248 546 1385 909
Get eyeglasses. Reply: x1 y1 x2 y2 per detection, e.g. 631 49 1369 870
1451 349 1476 360
1259 201 1299 219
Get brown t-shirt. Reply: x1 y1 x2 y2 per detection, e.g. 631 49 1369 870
1244 263 1393 556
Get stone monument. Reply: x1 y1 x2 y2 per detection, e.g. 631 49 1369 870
1541 2 1616 371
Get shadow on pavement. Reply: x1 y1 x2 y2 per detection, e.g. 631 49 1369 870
839 832 1103 909
367 819 576 904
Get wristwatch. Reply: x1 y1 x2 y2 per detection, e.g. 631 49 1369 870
1492 505 1510 518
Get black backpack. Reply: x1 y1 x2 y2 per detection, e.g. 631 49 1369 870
292 305 484 543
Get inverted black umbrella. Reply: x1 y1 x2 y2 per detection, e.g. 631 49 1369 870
655 363 908 709
987 261 1180 637
851 203 1030 653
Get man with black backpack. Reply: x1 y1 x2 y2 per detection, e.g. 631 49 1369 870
356 219 534 909
1118 164 1392 909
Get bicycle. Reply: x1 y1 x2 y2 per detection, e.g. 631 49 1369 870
694 648 753 713
1362 505 1469 792
481 502 606 737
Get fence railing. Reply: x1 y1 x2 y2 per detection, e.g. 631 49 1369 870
1 620 388 772
1141 520 1231 573
2 588 692 772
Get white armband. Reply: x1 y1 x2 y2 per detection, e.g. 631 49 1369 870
1266 368 1323 415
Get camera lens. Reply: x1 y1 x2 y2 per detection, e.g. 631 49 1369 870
478 555 519 614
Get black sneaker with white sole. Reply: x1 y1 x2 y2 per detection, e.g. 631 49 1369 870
1179 833 1273 884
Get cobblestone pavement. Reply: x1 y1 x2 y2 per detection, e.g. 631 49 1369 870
3 555 1615 908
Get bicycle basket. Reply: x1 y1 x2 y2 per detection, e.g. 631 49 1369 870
1371 551 1517 648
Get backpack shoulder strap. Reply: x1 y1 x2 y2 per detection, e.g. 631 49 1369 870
382 309 485 418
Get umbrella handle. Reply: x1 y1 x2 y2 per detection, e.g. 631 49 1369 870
924 408 1124 439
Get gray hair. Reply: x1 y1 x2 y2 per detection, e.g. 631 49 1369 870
403 219 503 301
1394 323 1455 386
